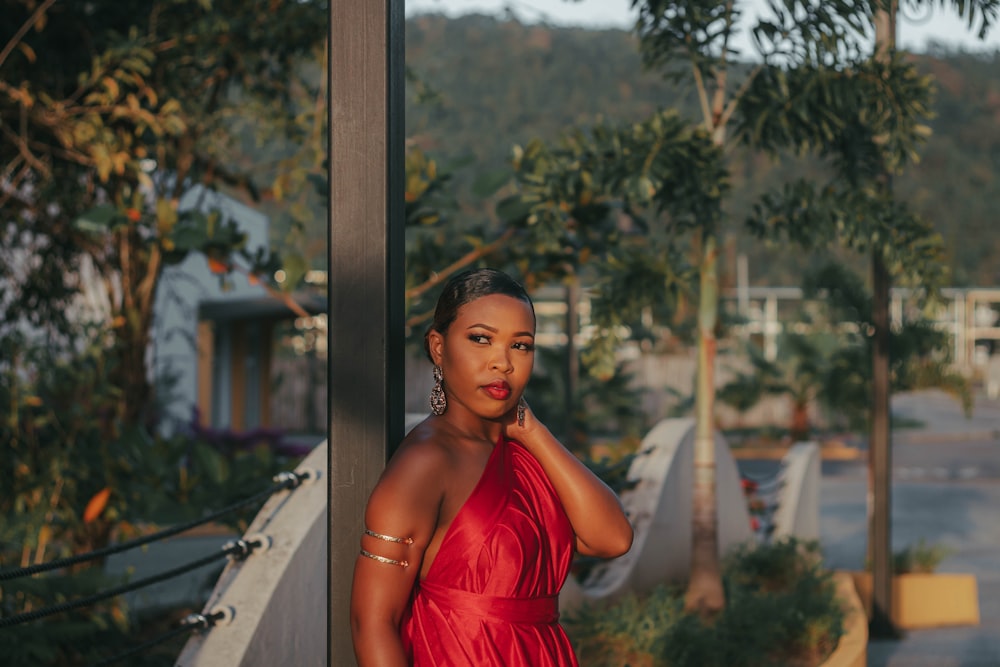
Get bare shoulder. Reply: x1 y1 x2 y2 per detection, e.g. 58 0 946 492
364 420 455 536
371 420 455 499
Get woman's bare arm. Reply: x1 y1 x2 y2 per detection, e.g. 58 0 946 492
507 404 633 559
350 441 445 666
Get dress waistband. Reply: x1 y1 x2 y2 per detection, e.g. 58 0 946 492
416 580 559 625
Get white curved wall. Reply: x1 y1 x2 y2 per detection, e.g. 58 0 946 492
176 442 328 667
772 441 821 541
567 418 753 606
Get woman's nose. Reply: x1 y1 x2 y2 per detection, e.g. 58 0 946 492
490 349 513 372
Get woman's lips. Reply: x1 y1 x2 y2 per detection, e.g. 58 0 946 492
483 382 511 400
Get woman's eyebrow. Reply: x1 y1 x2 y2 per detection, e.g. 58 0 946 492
465 323 535 338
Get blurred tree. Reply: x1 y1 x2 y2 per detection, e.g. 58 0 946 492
743 0 994 632
496 0 996 617
404 15 1000 286
1 4 327 660
0 0 328 428
719 262 972 438
802 262 972 431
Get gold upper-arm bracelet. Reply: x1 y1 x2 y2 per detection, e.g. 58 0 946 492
360 549 409 568
359 528 412 567
364 528 414 545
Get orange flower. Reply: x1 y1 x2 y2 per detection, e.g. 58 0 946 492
207 257 228 274
125 208 142 222
83 487 112 523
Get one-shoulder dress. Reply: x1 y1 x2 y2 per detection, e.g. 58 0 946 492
400 436 578 666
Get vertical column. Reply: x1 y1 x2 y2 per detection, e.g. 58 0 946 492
196 321 214 425
564 279 580 444
329 1 405 665
955 292 966 369
764 295 778 360
870 0 897 639
890 289 903 330
966 292 977 368
231 324 247 430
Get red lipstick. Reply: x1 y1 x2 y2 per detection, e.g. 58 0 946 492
483 381 511 400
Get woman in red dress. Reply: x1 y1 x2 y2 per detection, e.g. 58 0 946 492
350 268 633 666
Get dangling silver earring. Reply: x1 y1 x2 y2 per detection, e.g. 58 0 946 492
430 365 447 415
517 397 527 427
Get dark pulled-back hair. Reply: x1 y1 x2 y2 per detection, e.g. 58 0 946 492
424 268 534 360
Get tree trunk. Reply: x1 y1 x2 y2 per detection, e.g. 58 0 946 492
869 2 897 639
790 399 810 442
107 227 159 431
117 319 154 428
684 233 725 615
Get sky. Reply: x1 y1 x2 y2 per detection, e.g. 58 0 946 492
405 0 1000 53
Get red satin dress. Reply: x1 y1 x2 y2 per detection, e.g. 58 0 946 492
401 437 578 666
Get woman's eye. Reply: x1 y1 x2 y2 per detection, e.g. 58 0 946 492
469 334 490 344
513 342 535 352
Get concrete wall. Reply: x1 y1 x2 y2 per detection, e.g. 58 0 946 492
175 442 327 667
567 418 753 608
772 442 821 542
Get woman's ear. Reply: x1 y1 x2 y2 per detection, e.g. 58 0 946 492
427 329 444 366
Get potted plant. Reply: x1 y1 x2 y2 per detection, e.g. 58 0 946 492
851 539 980 629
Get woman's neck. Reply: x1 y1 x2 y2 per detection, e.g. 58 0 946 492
436 410 502 446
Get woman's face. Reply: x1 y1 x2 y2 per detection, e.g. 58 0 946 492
428 293 536 423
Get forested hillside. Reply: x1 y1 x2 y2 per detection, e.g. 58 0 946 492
405 14 1000 286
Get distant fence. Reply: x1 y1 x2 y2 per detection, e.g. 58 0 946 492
533 284 1000 372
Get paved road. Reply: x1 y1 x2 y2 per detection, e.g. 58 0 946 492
811 390 1000 667
739 389 1000 666
820 476 1000 667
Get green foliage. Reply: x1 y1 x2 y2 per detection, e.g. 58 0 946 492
529 347 650 446
512 109 728 235
0 329 295 666
802 262 973 430
567 585 687 667
404 16 1000 285
507 110 726 378
717 344 787 421
739 56 936 179
1 0 329 428
746 178 949 292
862 538 952 575
719 261 972 433
565 538 846 667
891 539 951 575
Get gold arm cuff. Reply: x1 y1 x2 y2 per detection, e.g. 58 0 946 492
360 549 409 568
364 528 414 545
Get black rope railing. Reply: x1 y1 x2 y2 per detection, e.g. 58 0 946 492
0 538 262 629
0 470 309 582
740 470 785 492
87 609 229 667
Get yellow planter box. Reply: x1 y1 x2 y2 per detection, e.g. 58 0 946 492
850 572 980 629
819 572 868 667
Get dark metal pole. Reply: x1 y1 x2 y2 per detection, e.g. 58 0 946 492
329 1 405 664
564 279 580 445
870 1 897 639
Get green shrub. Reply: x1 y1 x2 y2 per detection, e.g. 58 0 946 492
892 538 950 574
862 538 951 575
0 331 297 666
564 538 846 667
